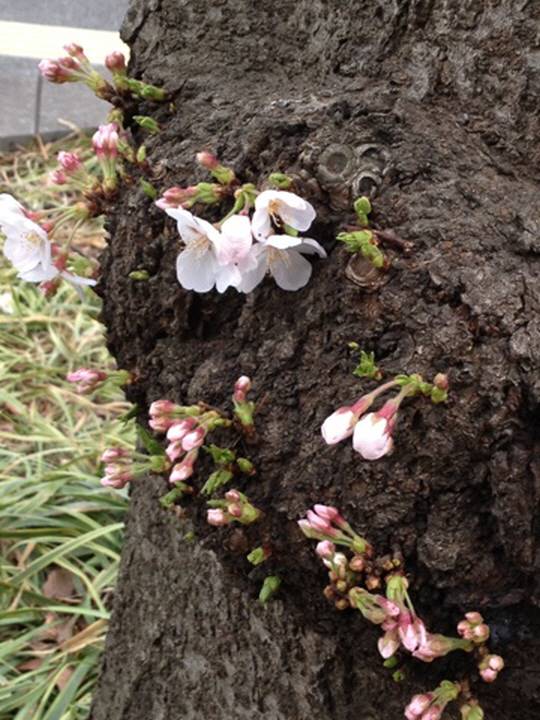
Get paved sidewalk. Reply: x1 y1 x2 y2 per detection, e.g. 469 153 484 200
0 1 130 144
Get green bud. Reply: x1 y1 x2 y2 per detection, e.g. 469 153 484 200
129 269 150 281
136 145 147 164
139 179 157 199
201 469 234 496
203 444 236 466
383 656 398 669
160 485 188 508
268 172 293 189
247 547 267 566
233 400 255 430
461 704 484 720
354 196 372 222
239 502 261 525
362 243 385 268
431 386 448 404
236 457 256 475
259 576 281 604
392 670 405 683
352 349 381 380
149 454 170 473
133 115 160 134
184 531 195 542
107 108 124 126
195 182 223 205
139 84 167 101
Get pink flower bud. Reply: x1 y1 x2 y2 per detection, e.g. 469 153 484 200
316 540 336 558
488 655 504 671
233 375 252 403
105 51 126 72
100 473 130 489
169 451 197 484
321 406 357 444
100 447 129 463
306 509 334 535
378 628 400 659
352 412 394 460
207 508 228 526
92 123 119 159
404 693 432 719
227 502 243 517
472 624 490 642
155 186 198 210
63 43 85 58
49 169 67 185
313 504 341 523
398 613 427 653
67 368 108 393
149 417 176 433
181 426 206 451
422 707 443 720
165 440 184 463
166 417 198 442
225 489 241 502
38 57 79 83
465 611 483 624
433 373 449 390
58 151 82 172
149 399 176 417
196 151 219 170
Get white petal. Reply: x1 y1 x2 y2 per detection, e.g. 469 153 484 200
254 190 279 211
236 248 268 293
296 237 327 258
166 208 204 245
270 249 312 291
251 207 272 240
265 234 302 250
216 215 252 264
215 264 242 293
176 248 217 292
19 264 58 282
61 271 97 286
275 191 316 232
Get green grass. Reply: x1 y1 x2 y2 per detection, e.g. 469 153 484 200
0 136 132 719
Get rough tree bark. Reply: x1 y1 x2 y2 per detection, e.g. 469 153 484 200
90 1 540 718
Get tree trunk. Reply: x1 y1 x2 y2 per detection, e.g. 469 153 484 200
90 1 540 718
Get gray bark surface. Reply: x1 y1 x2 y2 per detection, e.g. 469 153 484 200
91 1 540 718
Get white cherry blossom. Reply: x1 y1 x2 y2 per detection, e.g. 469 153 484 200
166 208 256 293
252 190 316 240
237 234 326 292
0 194 96 287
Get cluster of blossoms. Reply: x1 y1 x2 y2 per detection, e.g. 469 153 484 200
0 194 96 294
299 505 504 719
206 489 261 527
39 44 166 102
99 446 169 489
157 153 327 293
321 372 449 460
66 367 131 394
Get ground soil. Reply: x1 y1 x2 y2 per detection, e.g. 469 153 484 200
90 1 540 718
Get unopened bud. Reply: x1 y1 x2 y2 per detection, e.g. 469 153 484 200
259 575 281 604
196 151 235 185
58 151 82 172
268 172 293 189
133 115 160 134
105 51 126 72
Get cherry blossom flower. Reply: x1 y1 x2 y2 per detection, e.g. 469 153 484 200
237 234 326 292
0 194 96 288
352 406 395 460
252 190 316 239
